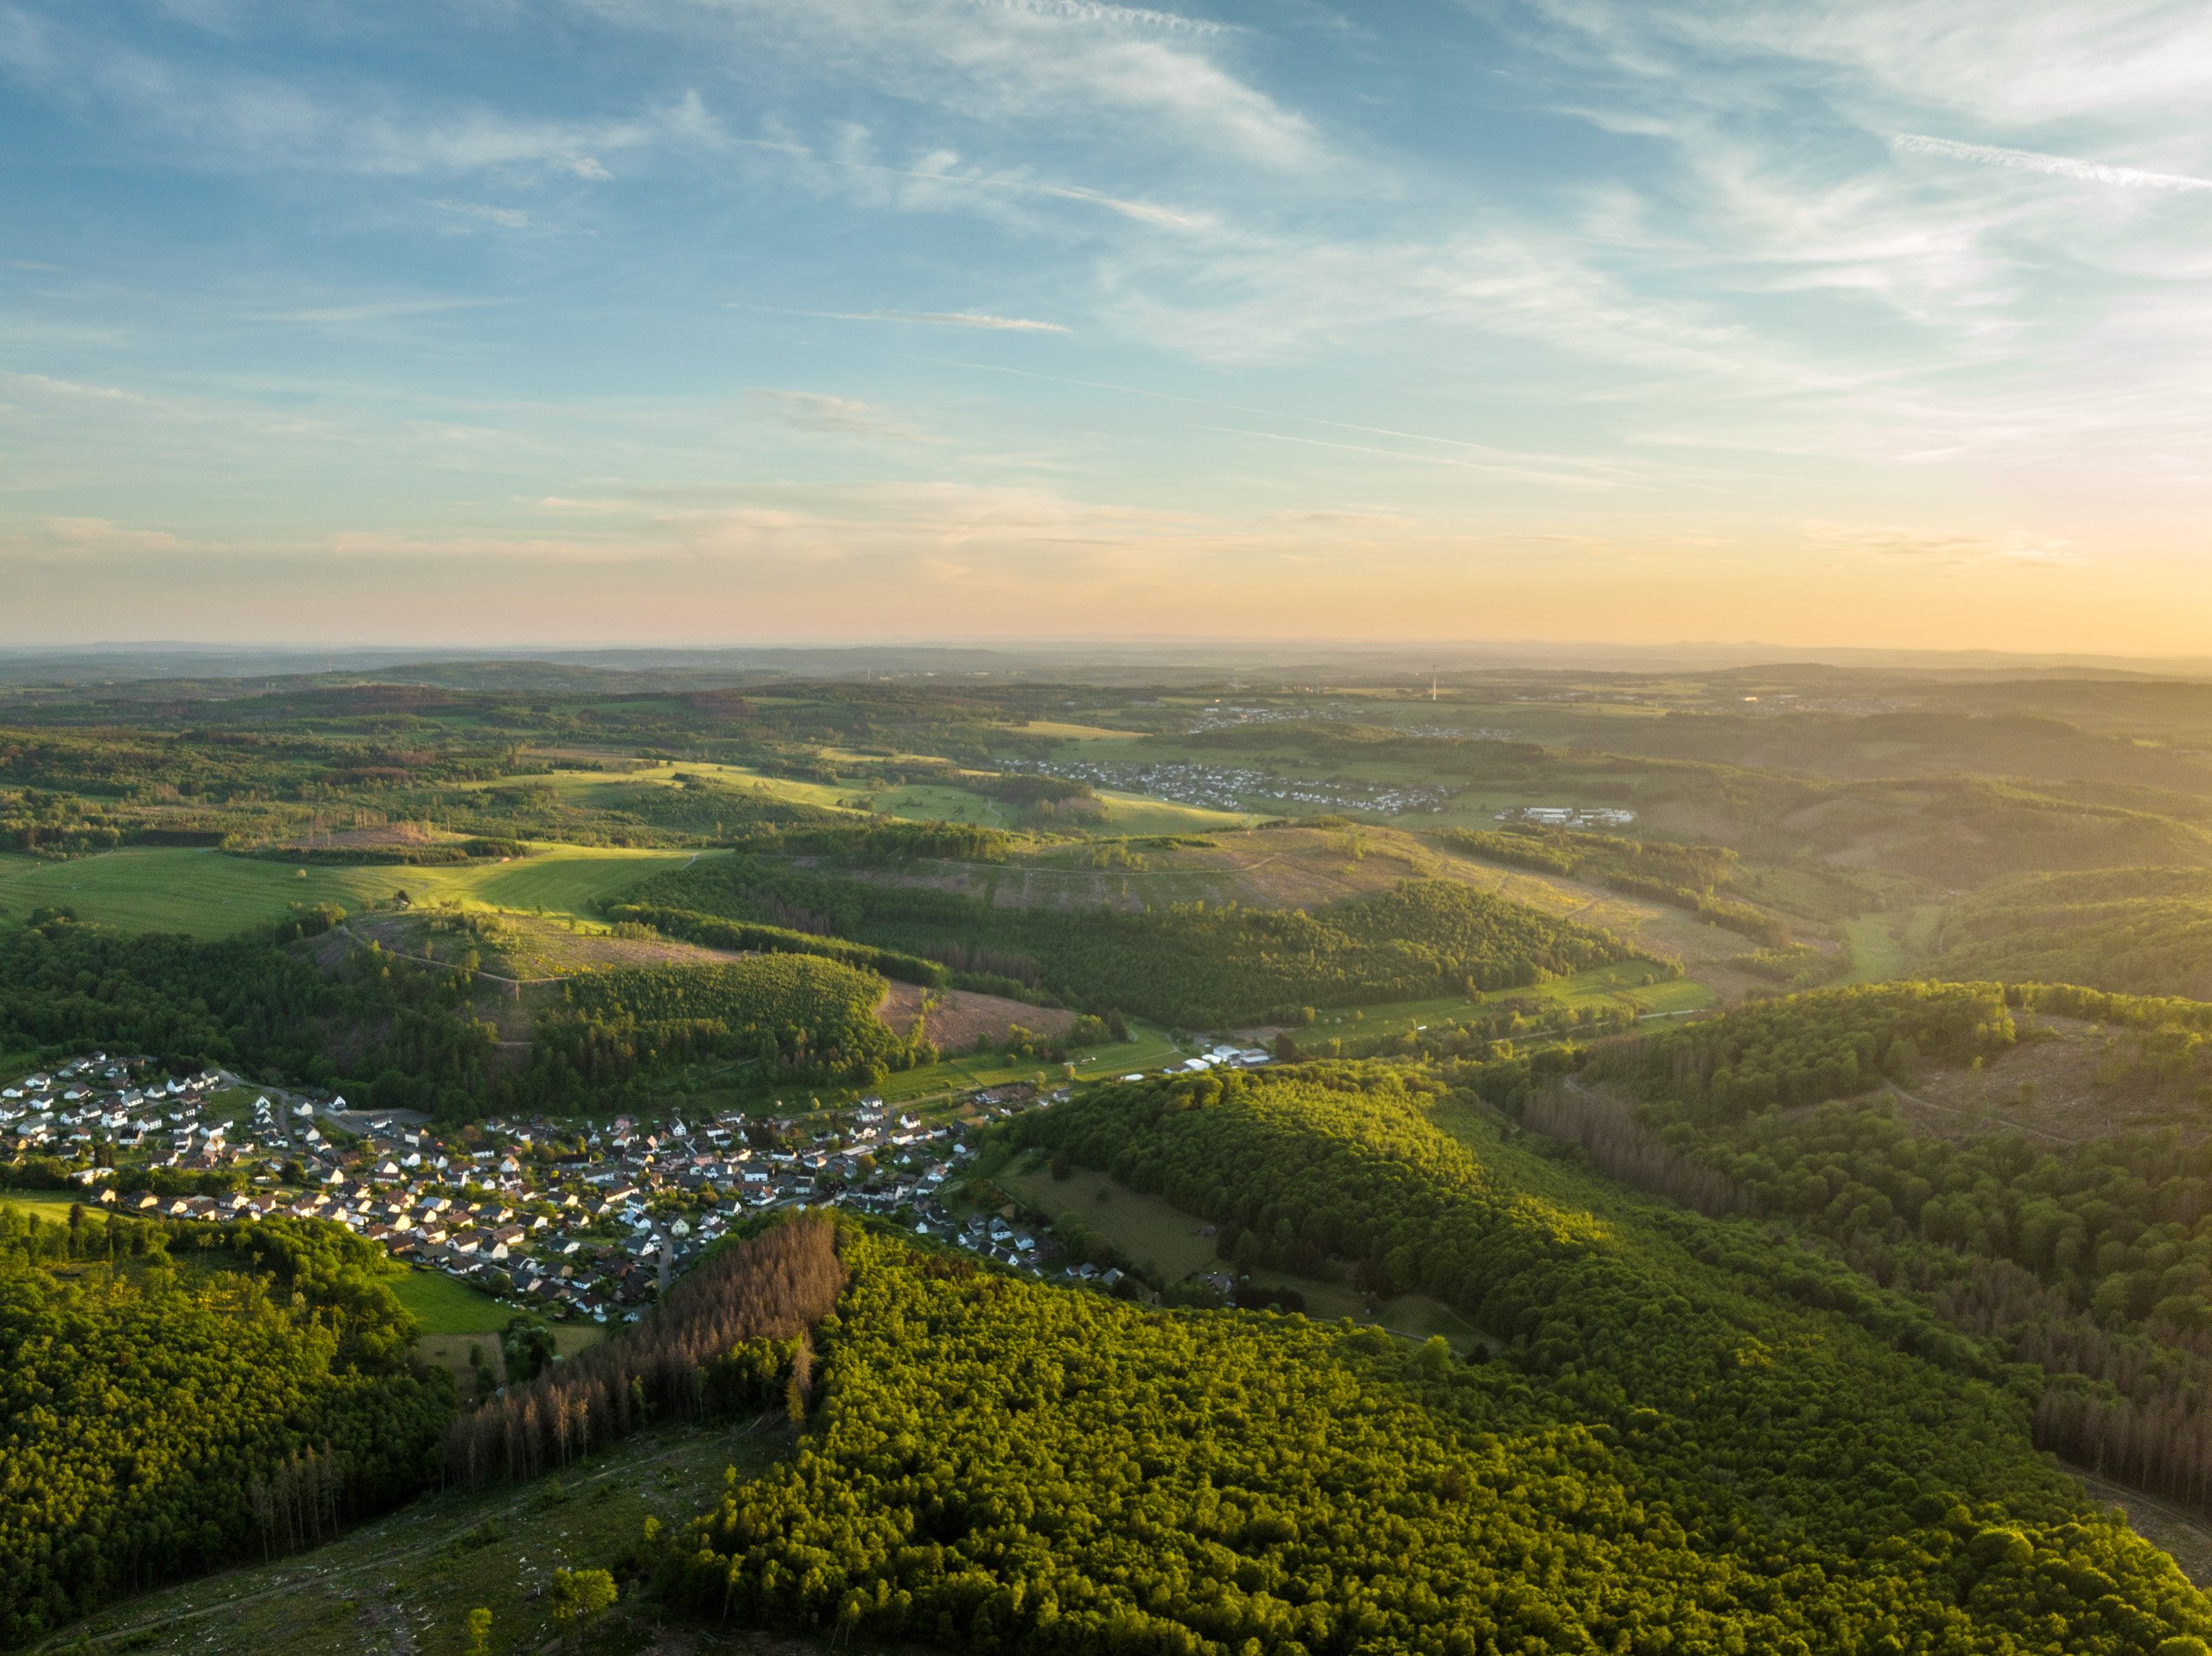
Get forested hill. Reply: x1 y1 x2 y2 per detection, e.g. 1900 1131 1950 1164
0 1211 451 1645
0 908 933 1120
1933 866 2212 999
1558 978 2212 1520
679 1191 2210 1654
625 857 1645 1024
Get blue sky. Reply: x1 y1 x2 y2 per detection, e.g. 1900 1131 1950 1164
3 0 2209 649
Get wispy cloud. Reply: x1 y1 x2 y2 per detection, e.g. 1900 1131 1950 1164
730 131 1205 230
0 11 713 180
1798 519 2084 568
586 0 1329 174
426 200 532 230
981 0 1225 36
753 390 936 443
756 306 1067 333
262 297 499 326
1891 133 2212 194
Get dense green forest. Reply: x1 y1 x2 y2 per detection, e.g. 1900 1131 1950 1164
0 1212 450 1644
1935 868 2212 999
678 1210 2209 1654
1434 824 1790 944
1558 981 2212 1514
0 905 919 1120
536 955 931 1095
627 858 1643 1024
0 905 503 1111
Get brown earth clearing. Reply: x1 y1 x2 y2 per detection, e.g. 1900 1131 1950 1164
878 981 1074 1050
1898 1014 2212 1144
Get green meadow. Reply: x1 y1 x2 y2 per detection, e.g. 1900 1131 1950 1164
390 1266 517 1336
0 845 707 938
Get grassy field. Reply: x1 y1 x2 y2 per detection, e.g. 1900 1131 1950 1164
1843 904 1948 985
0 1190 105 1228
391 1267 516 1335
869 1023 1186 1106
1089 789 1259 835
1000 1156 1491 1351
0 845 703 938
32 1416 794 1656
1295 963 1717 1050
1001 1158 1220 1280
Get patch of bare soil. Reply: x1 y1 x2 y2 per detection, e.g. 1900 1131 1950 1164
1902 1014 2209 1143
877 981 1074 1049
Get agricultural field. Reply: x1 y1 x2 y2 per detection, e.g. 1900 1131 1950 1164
876 981 1072 1049
1001 1157 1220 1281
0 845 704 938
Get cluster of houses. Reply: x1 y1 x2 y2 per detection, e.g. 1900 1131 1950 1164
1005 757 1456 818
5 1049 1109 1322
1182 702 1351 733
0 1056 299 1168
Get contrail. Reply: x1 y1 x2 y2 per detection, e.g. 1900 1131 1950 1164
1893 132 2212 194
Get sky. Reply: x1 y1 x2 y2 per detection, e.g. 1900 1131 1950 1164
3 0 2209 652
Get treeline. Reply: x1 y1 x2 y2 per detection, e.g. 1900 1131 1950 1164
1554 979 2212 1516
632 857 1643 1025
1936 866 2212 999
532 955 932 1097
736 821 1019 861
671 1195 2211 1653
603 901 949 987
1585 980 2020 1121
1435 825 1789 946
232 835 532 866
0 906 926 1121
448 1214 842 1488
0 906 499 1113
0 1212 450 1644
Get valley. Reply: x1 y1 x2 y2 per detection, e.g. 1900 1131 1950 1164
10 659 2212 1653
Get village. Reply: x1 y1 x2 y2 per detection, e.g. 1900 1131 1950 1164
1 1038 1277 1326
1005 756 1457 816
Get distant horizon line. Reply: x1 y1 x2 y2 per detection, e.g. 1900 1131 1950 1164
1 637 2209 666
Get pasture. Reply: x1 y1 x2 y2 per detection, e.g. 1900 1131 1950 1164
391 1267 515 1335
1001 1158 1220 1281
868 1022 1185 1106
0 845 705 938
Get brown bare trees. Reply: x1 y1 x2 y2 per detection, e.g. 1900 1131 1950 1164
442 1215 844 1489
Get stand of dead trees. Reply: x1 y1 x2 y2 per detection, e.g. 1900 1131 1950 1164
1522 1078 1747 1217
444 1214 844 1489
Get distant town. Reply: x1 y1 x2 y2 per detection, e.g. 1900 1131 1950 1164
1007 756 1458 816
